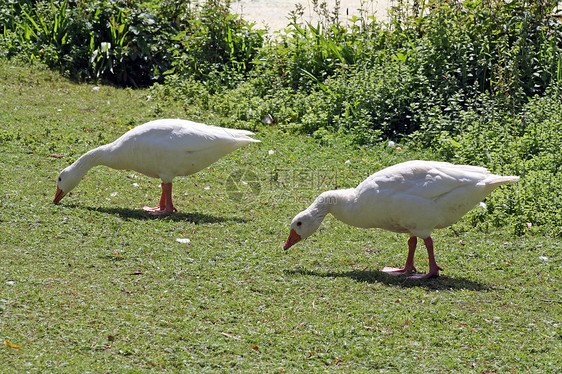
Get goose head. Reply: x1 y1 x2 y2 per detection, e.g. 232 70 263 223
284 209 324 250
53 167 81 204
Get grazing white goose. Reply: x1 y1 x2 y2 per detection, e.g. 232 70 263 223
54 118 260 214
284 160 519 278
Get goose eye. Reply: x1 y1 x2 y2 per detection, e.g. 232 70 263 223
296 221 302 227
58 177 62 182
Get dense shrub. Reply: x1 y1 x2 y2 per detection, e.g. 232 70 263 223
232 0 562 137
0 0 264 86
253 6 382 91
424 88 562 236
154 0 561 144
167 0 266 92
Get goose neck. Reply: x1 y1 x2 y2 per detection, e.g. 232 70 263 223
313 189 356 223
311 189 354 217
70 145 110 177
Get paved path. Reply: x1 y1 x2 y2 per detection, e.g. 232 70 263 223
231 0 393 31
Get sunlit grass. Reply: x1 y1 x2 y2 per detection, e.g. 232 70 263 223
1 61 561 372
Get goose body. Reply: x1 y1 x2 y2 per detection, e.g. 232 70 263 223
54 119 260 213
284 160 519 278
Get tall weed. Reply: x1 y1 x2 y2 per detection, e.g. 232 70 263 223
0 0 264 86
186 0 562 142
423 89 562 235
168 0 265 92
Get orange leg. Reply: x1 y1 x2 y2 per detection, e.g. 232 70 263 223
409 237 443 279
143 182 178 215
381 236 418 275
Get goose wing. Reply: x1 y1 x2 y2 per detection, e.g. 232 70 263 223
121 119 258 153
358 161 490 201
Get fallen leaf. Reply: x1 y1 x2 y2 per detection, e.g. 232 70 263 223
48 153 64 159
4 340 22 349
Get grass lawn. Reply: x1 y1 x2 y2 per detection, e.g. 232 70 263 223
1 61 561 372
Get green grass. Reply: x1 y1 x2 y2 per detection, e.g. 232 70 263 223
1 61 561 372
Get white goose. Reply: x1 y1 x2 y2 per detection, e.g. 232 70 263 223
54 119 260 214
284 160 519 278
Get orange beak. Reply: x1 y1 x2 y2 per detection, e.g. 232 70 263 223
53 187 66 204
284 229 302 250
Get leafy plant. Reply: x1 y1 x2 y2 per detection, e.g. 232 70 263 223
429 88 562 235
168 0 266 92
0 0 265 86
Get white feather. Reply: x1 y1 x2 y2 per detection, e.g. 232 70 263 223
54 119 259 208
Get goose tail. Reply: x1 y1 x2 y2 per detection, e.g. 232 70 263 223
235 133 261 144
224 128 261 143
484 175 520 187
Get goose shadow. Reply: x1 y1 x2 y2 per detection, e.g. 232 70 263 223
285 268 488 291
73 204 248 224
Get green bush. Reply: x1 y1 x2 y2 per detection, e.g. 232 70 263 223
1 0 176 85
167 0 266 92
254 7 381 91
0 0 265 86
255 0 561 138
416 87 562 236
160 0 560 144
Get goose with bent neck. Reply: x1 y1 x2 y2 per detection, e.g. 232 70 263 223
53 118 260 214
284 160 520 279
